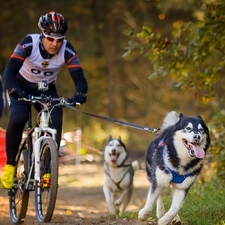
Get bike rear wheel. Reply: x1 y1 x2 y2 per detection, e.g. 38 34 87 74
9 150 29 224
35 138 58 223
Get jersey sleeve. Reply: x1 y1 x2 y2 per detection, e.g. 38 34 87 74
11 35 33 62
64 42 88 94
64 41 82 72
3 35 33 91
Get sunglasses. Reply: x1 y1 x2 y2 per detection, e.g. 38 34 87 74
43 32 65 43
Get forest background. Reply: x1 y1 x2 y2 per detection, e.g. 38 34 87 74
1 0 224 178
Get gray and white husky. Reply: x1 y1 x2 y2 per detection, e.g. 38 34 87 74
138 111 210 225
103 136 139 216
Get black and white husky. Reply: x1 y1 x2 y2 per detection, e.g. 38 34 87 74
138 111 210 225
103 136 139 216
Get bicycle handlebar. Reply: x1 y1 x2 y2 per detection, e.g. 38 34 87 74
18 94 80 107
9 88 80 106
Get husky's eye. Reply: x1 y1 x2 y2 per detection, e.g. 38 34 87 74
185 127 192 132
199 128 204 134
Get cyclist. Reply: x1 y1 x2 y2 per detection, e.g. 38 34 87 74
1 11 88 189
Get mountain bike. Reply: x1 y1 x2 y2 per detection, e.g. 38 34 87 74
6 94 74 224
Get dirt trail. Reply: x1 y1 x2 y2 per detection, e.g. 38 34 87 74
0 163 156 225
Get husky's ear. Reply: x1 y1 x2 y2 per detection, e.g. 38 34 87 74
179 113 183 119
108 135 112 142
118 136 121 141
197 115 203 120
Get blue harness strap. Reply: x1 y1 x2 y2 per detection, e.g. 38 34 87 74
166 166 192 183
159 139 192 184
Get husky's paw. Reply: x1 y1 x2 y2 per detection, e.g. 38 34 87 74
138 208 149 220
158 215 181 225
108 204 116 215
119 210 124 217
170 216 181 225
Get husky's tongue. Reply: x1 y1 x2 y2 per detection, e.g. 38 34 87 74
192 145 205 158
111 155 117 163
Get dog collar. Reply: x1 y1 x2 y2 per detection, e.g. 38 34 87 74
104 160 132 168
160 139 192 184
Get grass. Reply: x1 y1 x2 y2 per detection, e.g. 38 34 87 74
180 177 225 225
122 177 225 225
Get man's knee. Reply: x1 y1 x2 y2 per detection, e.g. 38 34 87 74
10 113 28 124
9 105 29 124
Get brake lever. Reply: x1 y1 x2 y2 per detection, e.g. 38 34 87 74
64 97 81 106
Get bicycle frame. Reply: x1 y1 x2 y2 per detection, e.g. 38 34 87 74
9 94 74 224
23 110 57 188
34 112 57 182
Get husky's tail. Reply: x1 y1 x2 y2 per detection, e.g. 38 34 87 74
160 111 180 133
132 160 139 172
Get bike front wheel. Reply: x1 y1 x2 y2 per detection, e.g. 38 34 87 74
35 138 58 223
9 149 29 224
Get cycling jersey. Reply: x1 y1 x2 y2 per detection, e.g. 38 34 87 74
19 34 68 83
3 33 87 94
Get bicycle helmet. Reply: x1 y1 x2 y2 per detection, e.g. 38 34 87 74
38 12 68 35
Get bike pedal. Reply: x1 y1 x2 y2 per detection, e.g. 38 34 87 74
28 183 34 191
6 189 14 196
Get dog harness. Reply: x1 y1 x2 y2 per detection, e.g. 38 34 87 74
159 139 193 184
104 162 133 190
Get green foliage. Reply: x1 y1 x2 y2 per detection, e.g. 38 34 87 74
125 1 225 102
209 110 225 179
125 0 225 178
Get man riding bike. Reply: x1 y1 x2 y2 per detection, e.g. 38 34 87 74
1 11 88 189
